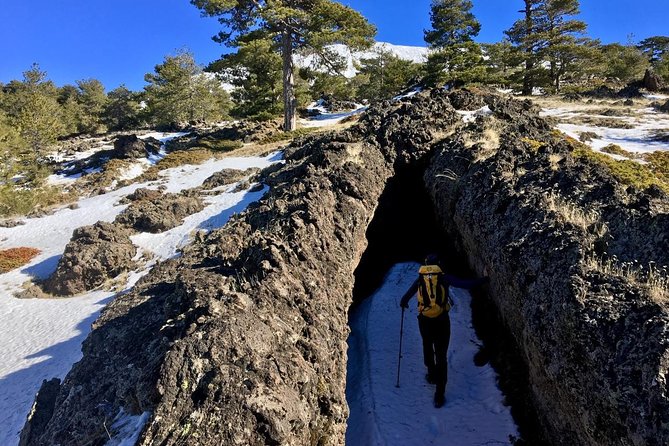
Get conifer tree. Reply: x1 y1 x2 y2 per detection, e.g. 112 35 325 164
75 79 108 134
103 85 143 131
423 0 484 87
355 47 422 101
210 38 284 120
506 0 588 93
505 0 545 94
7 65 65 155
191 0 376 131
144 51 231 128
541 0 588 91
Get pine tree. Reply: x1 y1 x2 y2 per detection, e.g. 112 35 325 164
601 43 648 83
505 0 545 95
191 0 376 131
506 0 588 93
75 79 108 134
210 38 284 120
355 47 422 101
638 36 669 82
144 51 231 128
423 0 484 87
103 85 143 131
481 41 524 87
540 0 588 92
8 65 65 155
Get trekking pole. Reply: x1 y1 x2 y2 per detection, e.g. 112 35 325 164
396 306 406 388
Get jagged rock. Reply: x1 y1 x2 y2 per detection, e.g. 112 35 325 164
205 120 282 144
659 100 669 113
42 222 137 296
584 85 618 99
201 168 260 190
425 101 669 445
113 135 162 159
448 89 487 110
644 69 665 92
18 379 61 446
21 89 669 446
115 190 204 233
21 90 458 446
320 94 359 112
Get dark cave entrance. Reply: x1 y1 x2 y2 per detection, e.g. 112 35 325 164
349 163 549 445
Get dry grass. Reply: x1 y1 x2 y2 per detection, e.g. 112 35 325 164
544 191 600 230
583 255 669 302
0 247 41 273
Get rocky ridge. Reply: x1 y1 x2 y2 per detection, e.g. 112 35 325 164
21 89 669 445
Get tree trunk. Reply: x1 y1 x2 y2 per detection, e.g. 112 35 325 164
282 31 297 132
521 0 534 96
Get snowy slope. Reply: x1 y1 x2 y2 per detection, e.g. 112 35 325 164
540 105 669 155
347 263 518 445
0 151 281 446
296 42 428 78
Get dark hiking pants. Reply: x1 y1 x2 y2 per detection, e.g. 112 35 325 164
418 312 451 397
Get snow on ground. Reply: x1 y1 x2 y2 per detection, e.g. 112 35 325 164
347 263 518 446
540 104 669 156
300 106 368 128
46 132 187 186
0 152 281 446
105 410 151 446
457 105 492 124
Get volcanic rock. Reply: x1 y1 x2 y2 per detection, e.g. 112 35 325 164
42 222 137 296
115 189 204 233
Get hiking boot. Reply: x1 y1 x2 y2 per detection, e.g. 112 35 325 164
425 373 436 384
434 392 445 408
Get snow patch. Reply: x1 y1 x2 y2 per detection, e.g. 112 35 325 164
347 262 518 445
0 151 282 446
457 105 492 123
105 409 151 446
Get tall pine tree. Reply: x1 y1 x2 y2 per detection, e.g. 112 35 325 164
191 0 376 131
423 0 484 87
506 0 588 93
144 51 231 128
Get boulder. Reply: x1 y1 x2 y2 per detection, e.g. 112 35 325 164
115 190 204 233
42 222 136 296
644 69 665 92
201 168 260 190
113 135 162 159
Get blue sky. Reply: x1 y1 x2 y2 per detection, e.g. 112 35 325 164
1 0 667 91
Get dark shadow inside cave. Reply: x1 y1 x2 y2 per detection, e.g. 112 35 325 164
349 162 549 445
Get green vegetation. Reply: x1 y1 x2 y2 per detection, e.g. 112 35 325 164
144 51 232 129
565 136 669 192
260 127 320 144
354 47 423 101
423 0 485 87
600 144 638 159
191 0 376 131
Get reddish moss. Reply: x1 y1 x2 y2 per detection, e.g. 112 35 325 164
0 247 41 273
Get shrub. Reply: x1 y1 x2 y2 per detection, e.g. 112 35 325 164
0 247 41 273
260 127 319 144
0 186 70 218
565 136 669 193
600 144 639 159
194 138 244 152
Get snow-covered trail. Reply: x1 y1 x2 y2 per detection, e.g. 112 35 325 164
347 262 518 445
0 152 281 446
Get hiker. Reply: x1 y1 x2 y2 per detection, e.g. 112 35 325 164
399 254 488 408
